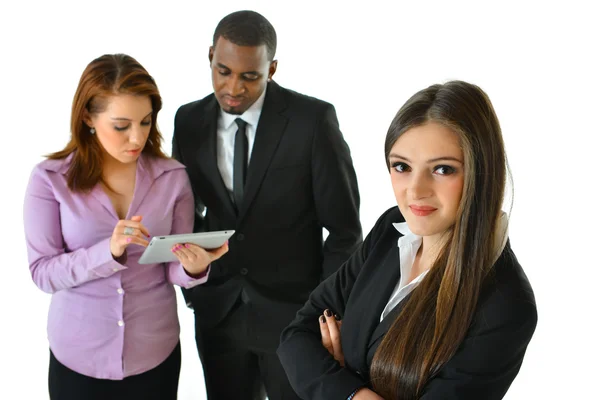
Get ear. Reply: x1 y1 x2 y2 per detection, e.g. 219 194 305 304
82 109 93 128
208 46 214 64
268 60 278 81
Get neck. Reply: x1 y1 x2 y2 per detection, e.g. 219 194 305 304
415 232 448 274
102 154 138 178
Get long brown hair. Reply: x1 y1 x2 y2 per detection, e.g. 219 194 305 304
370 81 508 399
48 53 167 191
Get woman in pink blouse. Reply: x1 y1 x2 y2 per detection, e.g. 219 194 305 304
23 53 228 400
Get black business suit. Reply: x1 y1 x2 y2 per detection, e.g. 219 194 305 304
172 81 362 399
277 206 537 400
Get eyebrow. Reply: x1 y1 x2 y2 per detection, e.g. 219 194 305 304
110 111 153 121
389 153 464 164
216 63 259 75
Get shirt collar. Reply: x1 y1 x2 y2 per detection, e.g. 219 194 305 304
392 222 422 246
220 88 267 130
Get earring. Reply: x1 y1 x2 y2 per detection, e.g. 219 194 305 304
90 127 96 135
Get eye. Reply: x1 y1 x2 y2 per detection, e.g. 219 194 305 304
114 125 130 132
433 165 456 175
141 119 151 127
218 69 230 76
242 74 259 81
391 162 410 173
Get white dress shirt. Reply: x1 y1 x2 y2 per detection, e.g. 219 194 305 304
380 212 509 322
216 89 266 197
380 222 428 321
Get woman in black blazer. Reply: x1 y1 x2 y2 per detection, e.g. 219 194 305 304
277 81 537 400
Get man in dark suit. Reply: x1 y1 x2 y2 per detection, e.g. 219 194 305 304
171 10 362 400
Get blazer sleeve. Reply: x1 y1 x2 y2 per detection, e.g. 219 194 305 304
163 169 210 288
277 209 391 400
420 276 538 399
172 107 207 233
172 107 209 307
24 167 127 294
311 103 362 280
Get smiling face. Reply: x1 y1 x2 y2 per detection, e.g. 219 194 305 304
209 36 277 115
86 94 153 165
389 122 465 241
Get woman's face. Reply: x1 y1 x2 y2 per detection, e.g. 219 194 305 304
86 94 153 165
389 122 465 240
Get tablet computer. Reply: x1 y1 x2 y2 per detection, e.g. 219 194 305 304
138 230 235 264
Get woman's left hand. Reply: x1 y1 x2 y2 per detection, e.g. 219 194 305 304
171 242 229 277
319 309 345 366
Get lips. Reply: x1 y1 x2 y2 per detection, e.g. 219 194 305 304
224 96 243 107
409 205 437 216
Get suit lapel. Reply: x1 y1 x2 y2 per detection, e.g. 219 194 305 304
367 245 412 350
238 82 289 219
366 248 403 349
193 98 237 217
368 293 406 349
346 244 400 373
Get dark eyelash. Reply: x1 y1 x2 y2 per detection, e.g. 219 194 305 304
434 165 456 174
391 162 411 172
114 126 128 132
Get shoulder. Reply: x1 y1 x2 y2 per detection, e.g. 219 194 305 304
141 156 191 197
271 82 335 116
176 93 215 119
361 206 405 251
27 154 72 188
26 155 74 197
142 155 186 178
473 244 538 335
34 154 73 175
372 206 405 234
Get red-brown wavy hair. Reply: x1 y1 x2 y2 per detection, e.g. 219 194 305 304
48 53 167 191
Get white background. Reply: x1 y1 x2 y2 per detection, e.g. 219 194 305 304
1 1 598 399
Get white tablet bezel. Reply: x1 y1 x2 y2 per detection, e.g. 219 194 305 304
138 230 235 264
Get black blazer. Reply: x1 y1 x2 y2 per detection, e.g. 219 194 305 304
277 206 537 400
172 81 362 349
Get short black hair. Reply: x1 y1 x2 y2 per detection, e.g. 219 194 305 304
213 10 277 61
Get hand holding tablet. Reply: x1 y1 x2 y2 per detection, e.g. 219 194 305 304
170 239 229 276
138 230 235 265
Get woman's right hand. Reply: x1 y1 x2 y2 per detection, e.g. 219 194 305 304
110 215 150 258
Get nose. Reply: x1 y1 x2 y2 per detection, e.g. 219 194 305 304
408 171 433 200
226 76 245 96
129 125 145 146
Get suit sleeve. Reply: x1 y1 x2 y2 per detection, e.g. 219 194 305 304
164 169 210 288
277 210 391 400
24 167 127 294
311 104 362 279
420 281 538 399
172 107 206 233
172 107 208 307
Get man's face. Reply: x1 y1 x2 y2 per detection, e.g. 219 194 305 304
209 37 277 115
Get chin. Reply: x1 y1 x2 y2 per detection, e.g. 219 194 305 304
404 218 447 238
117 155 139 164
218 102 244 115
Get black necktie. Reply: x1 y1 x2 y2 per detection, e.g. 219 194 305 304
233 118 248 211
